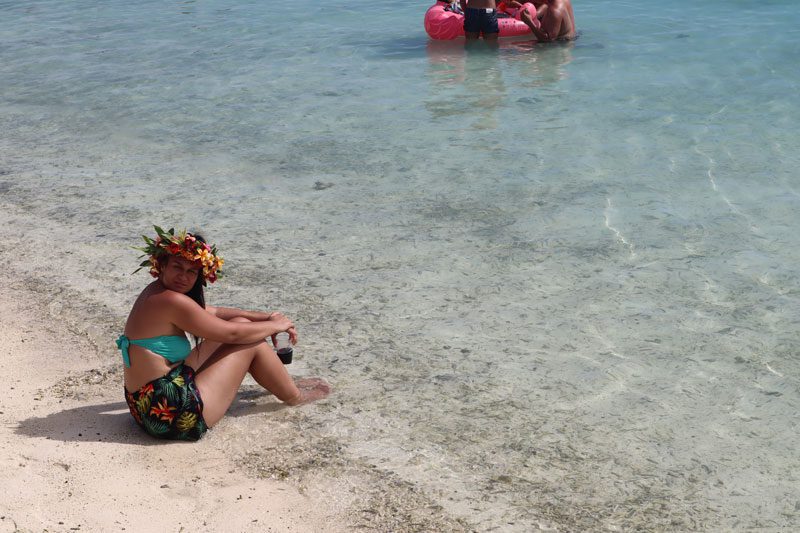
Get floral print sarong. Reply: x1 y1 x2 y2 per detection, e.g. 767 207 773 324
125 364 208 441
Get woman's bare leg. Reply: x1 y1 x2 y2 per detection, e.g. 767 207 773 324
187 319 330 427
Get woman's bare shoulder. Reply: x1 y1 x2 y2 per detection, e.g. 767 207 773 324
127 285 200 335
131 284 194 314
146 287 197 307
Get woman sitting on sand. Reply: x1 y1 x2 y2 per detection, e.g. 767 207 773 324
116 226 330 441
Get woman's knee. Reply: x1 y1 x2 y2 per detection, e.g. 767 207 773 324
230 316 252 323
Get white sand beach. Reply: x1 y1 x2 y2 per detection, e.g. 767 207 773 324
0 284 345 533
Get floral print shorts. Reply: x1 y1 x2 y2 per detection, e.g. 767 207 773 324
125 364 208 441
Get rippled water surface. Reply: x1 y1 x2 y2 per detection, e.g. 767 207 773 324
2 0 799 529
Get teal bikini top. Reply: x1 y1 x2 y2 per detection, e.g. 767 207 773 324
116 334 192 368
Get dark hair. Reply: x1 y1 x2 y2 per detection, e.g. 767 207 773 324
160 232 208 345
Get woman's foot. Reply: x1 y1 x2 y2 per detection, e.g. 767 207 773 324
285 377 331 405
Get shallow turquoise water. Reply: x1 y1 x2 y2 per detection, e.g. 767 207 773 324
2 0 799 529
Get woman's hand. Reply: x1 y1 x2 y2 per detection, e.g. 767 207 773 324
267 312 298 347
267 312 294 332
268 312 297 340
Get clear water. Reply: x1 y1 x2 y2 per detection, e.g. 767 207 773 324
2 0 799 529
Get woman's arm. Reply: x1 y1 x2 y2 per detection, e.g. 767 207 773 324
207 304 299 344
206 305 274 322
164 292 293 344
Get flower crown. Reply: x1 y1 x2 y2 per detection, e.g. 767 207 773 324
134 226 224 284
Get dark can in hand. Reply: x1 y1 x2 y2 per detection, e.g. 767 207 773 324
273 332 293 364
277 347 293 364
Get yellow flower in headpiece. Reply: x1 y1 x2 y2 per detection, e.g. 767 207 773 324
197 248 212 266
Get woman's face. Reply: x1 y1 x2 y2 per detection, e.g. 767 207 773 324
160 256 200 293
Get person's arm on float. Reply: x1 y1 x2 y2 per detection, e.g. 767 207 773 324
533 3 552 40
519 6 549 40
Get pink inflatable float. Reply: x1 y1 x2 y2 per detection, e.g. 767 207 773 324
424 1 538 40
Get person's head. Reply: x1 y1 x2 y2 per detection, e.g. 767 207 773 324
158 253 206 305
135 226 224 308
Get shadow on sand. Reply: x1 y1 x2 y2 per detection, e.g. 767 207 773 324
16 392 286 444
